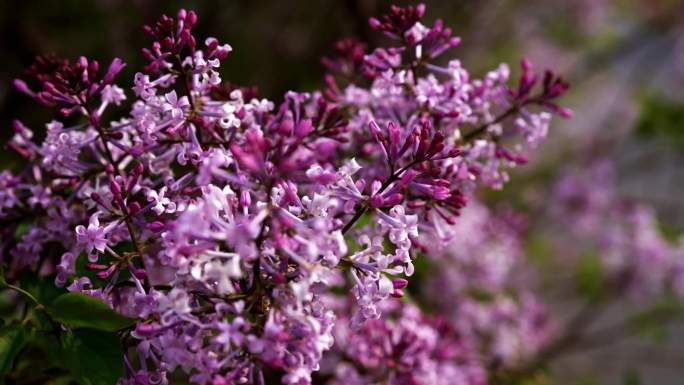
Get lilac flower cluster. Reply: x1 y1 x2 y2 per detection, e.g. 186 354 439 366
425 201 554 371
551 161 684 300
2 5 570 385
321 300 486 385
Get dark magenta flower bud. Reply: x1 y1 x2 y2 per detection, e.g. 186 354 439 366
392 278 409 289
147 221 165 232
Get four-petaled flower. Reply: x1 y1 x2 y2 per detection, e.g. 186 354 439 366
162 90 191 120
147 186 177 216
75 213 110 259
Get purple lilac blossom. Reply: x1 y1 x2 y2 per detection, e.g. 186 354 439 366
2 4 573 385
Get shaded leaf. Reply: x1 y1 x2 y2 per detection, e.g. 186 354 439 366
19 272 65 304
61 328 124 385
0 323 26 384
49 293 135 332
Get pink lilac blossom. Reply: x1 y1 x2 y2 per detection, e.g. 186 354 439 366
550 160 684 300
2 5 571 385
424 201 554 370
321 300 486 385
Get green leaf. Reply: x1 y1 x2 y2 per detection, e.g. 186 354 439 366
11 330 69 385
13 222 31 241
61 328 124 385
574 252 606 303
48 293 136 332
19 272 66 304
0 323 26 384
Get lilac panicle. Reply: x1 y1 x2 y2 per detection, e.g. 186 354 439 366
1 4 572 385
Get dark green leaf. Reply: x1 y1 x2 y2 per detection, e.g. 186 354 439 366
61 328 124 385
11 330 70 385
13 222 31 241
49 293 136 332
0 323 26 384
19 272 66 304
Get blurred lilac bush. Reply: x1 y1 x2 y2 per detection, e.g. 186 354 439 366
1 4 681 385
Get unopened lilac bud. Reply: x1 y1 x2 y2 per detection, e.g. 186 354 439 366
383 193 403 206
236 107 246 119
370 195 384 208
134 323 161 337
147 221 165 232
368 17 381 29
448 148 461 157
368 120 381 138
186 10 198 25
240 190 251 208
95 265 116 279
102 58 125 85
90 192 106 207
278 119 294 135
129 146 144 156
400 169 418 185
43 82 58 94
134 162 144 175
108 131 124 140
416 3 426 16
89 60 99 78
162 37 173 49
557 106 573 118
13 79 34 96
183 186 201 195
521 57 532 72
295 119 314 138
129 201 141 214
392 278 409 289
179 29 192 45
12 120 27 133
130 266 146 280
109 178 122 197
85 263 108 270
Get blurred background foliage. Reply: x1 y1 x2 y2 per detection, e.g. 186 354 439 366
1 1 684 384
